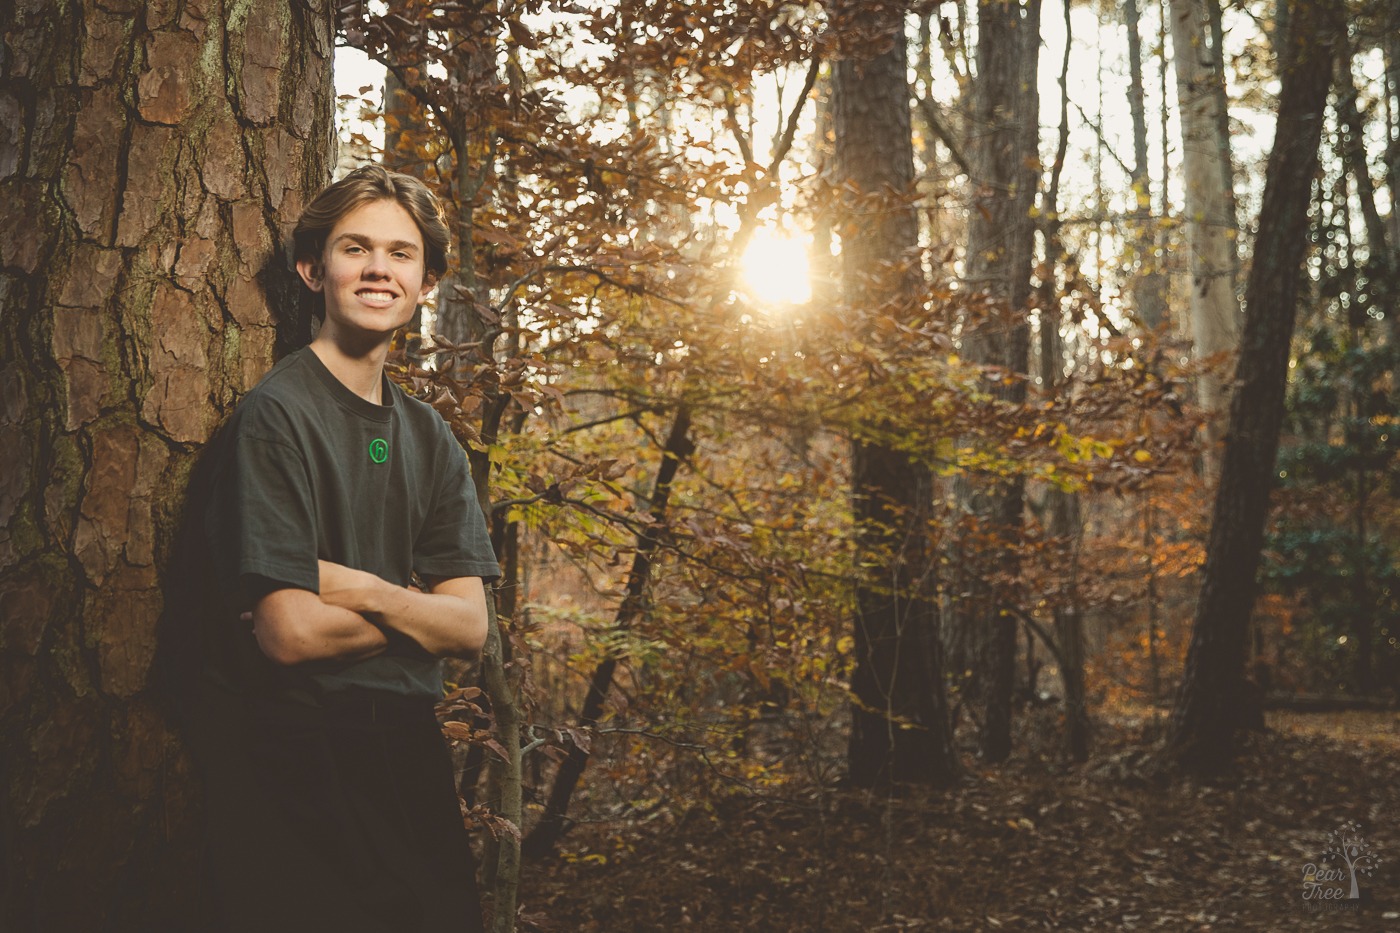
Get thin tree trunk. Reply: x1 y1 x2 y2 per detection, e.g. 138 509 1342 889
1205 0 1239 242
1334 56 1396 339
1388 10 1400 356
383 67 427 177
521 406 694 857
1052 496 1089 760
437 29 498 344
1168 0 1242 479
430 35 519 924
0 1 333 927
1145 494 1163 706
477 596 520 933
382 63 431 347
956 0 1042 764
1387 9 1400 254
913 12 972 183
1124 0 1168 329
810 73 837 313
832 2 958 788
1040 0 1089 762
522 43 821 845
1165 0 1343 777
1336 51 1392 694
1159 0 1172 220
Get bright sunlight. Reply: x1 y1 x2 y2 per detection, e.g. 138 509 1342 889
740 228 812 306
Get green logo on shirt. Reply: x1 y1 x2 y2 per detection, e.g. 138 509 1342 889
369 438 389 463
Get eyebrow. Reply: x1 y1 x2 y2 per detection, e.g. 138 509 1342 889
330 232 421 252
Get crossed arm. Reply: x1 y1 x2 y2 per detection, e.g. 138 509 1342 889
250 560 489 665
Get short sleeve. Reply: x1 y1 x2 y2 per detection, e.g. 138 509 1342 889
205 431 321 602
414 434 500 581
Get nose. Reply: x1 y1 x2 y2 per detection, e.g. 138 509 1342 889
363 249 391 279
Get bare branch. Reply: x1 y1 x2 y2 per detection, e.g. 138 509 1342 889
915 95 972 176
561 408 657 435
766 55 823 176
1068 99 1134 177
723 85 756 169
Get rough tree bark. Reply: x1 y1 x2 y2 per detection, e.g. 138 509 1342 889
0 0 333 928
955 0 1042 764
1168 0 1242 478
832 3 957 788
1165 0 1343 777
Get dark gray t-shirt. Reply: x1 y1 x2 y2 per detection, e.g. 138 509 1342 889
205 346 499 696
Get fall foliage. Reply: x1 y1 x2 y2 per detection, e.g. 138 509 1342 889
3 0 1399 929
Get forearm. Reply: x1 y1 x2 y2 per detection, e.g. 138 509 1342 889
252 592 389 665
319 561 487 658
359 585 487 658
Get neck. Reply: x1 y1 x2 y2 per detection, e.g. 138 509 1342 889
308 332 391 405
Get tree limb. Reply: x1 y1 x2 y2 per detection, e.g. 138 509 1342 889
915 95 972 176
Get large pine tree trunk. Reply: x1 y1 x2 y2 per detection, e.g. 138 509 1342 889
832 4 957 788
955 0 1042 764
1165 0 1342 777
0 1 333 927
1168 0 1242 477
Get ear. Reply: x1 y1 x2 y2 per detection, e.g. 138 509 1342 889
296 256 325 293
419 271 438 299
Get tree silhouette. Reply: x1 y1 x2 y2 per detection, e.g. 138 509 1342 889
1324 820 1380 900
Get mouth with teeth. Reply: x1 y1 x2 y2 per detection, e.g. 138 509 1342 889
356 289 400 306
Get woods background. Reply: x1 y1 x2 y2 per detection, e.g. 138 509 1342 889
1 0 1396 929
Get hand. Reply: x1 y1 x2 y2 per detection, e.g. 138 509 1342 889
238 571 420 622
316 561 420 618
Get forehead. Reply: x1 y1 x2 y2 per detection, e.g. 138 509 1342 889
327 198 425 248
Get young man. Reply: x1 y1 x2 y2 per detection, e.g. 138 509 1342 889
194 165 498 932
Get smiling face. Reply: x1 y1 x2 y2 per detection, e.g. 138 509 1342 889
296 198 434 349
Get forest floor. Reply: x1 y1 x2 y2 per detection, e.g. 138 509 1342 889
518 710 1399 931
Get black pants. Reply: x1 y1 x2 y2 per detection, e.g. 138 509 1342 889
191 681 482 933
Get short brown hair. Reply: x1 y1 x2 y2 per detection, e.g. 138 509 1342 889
293 165 451 315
